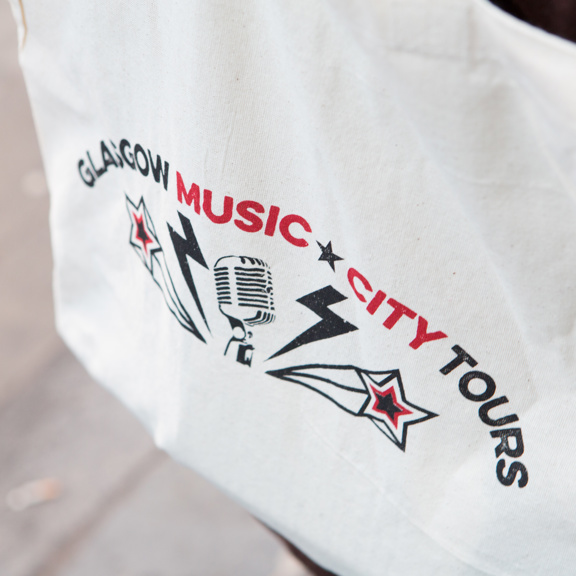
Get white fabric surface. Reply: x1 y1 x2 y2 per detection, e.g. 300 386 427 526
9 0 576 573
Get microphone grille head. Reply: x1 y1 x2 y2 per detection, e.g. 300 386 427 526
214 256 275 326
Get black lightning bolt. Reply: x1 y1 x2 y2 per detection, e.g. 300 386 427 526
268 285 358 359
167 212 210 332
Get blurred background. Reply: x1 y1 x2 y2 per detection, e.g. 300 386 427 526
0 5 310 575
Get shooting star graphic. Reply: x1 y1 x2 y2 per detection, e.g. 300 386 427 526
126 195 206 343
266 364 436 450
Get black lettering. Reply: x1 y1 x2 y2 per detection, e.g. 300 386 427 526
120 139 135 169
479 396 519 427
100 141 117 170
134 144 149 176
459 370 495 402
148 150 169 190
109 140 124 167
490 428 524 458
78 159 95 187
440 345 478 375
87 150 105 177
496 459 528 488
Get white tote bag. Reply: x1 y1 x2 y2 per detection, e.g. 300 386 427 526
9 0 576 573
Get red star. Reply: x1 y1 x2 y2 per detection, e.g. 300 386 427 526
368 383 413 428
133 212 153 253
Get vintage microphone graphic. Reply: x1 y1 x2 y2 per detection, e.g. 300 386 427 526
214 256 275 366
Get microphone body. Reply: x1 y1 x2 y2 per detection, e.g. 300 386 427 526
214 256 275 366
214 256 275 326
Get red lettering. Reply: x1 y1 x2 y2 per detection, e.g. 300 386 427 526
265 205 280 236
409 316 447 349
383 298 416 329
367 290 386 315
347 268 372 302
279 214 312 247
203 189 233 224
234 200 265 233
176 171 200 214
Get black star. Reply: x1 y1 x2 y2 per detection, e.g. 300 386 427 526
317 241 343 271
135 216 152 250
374 393 402 421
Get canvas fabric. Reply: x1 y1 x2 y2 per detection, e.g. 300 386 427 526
8 0 576 574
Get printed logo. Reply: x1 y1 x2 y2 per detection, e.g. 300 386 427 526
124 194 434 452
79 138 529 486
126 195 206 342
215 256 275 366
267 364 436 451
